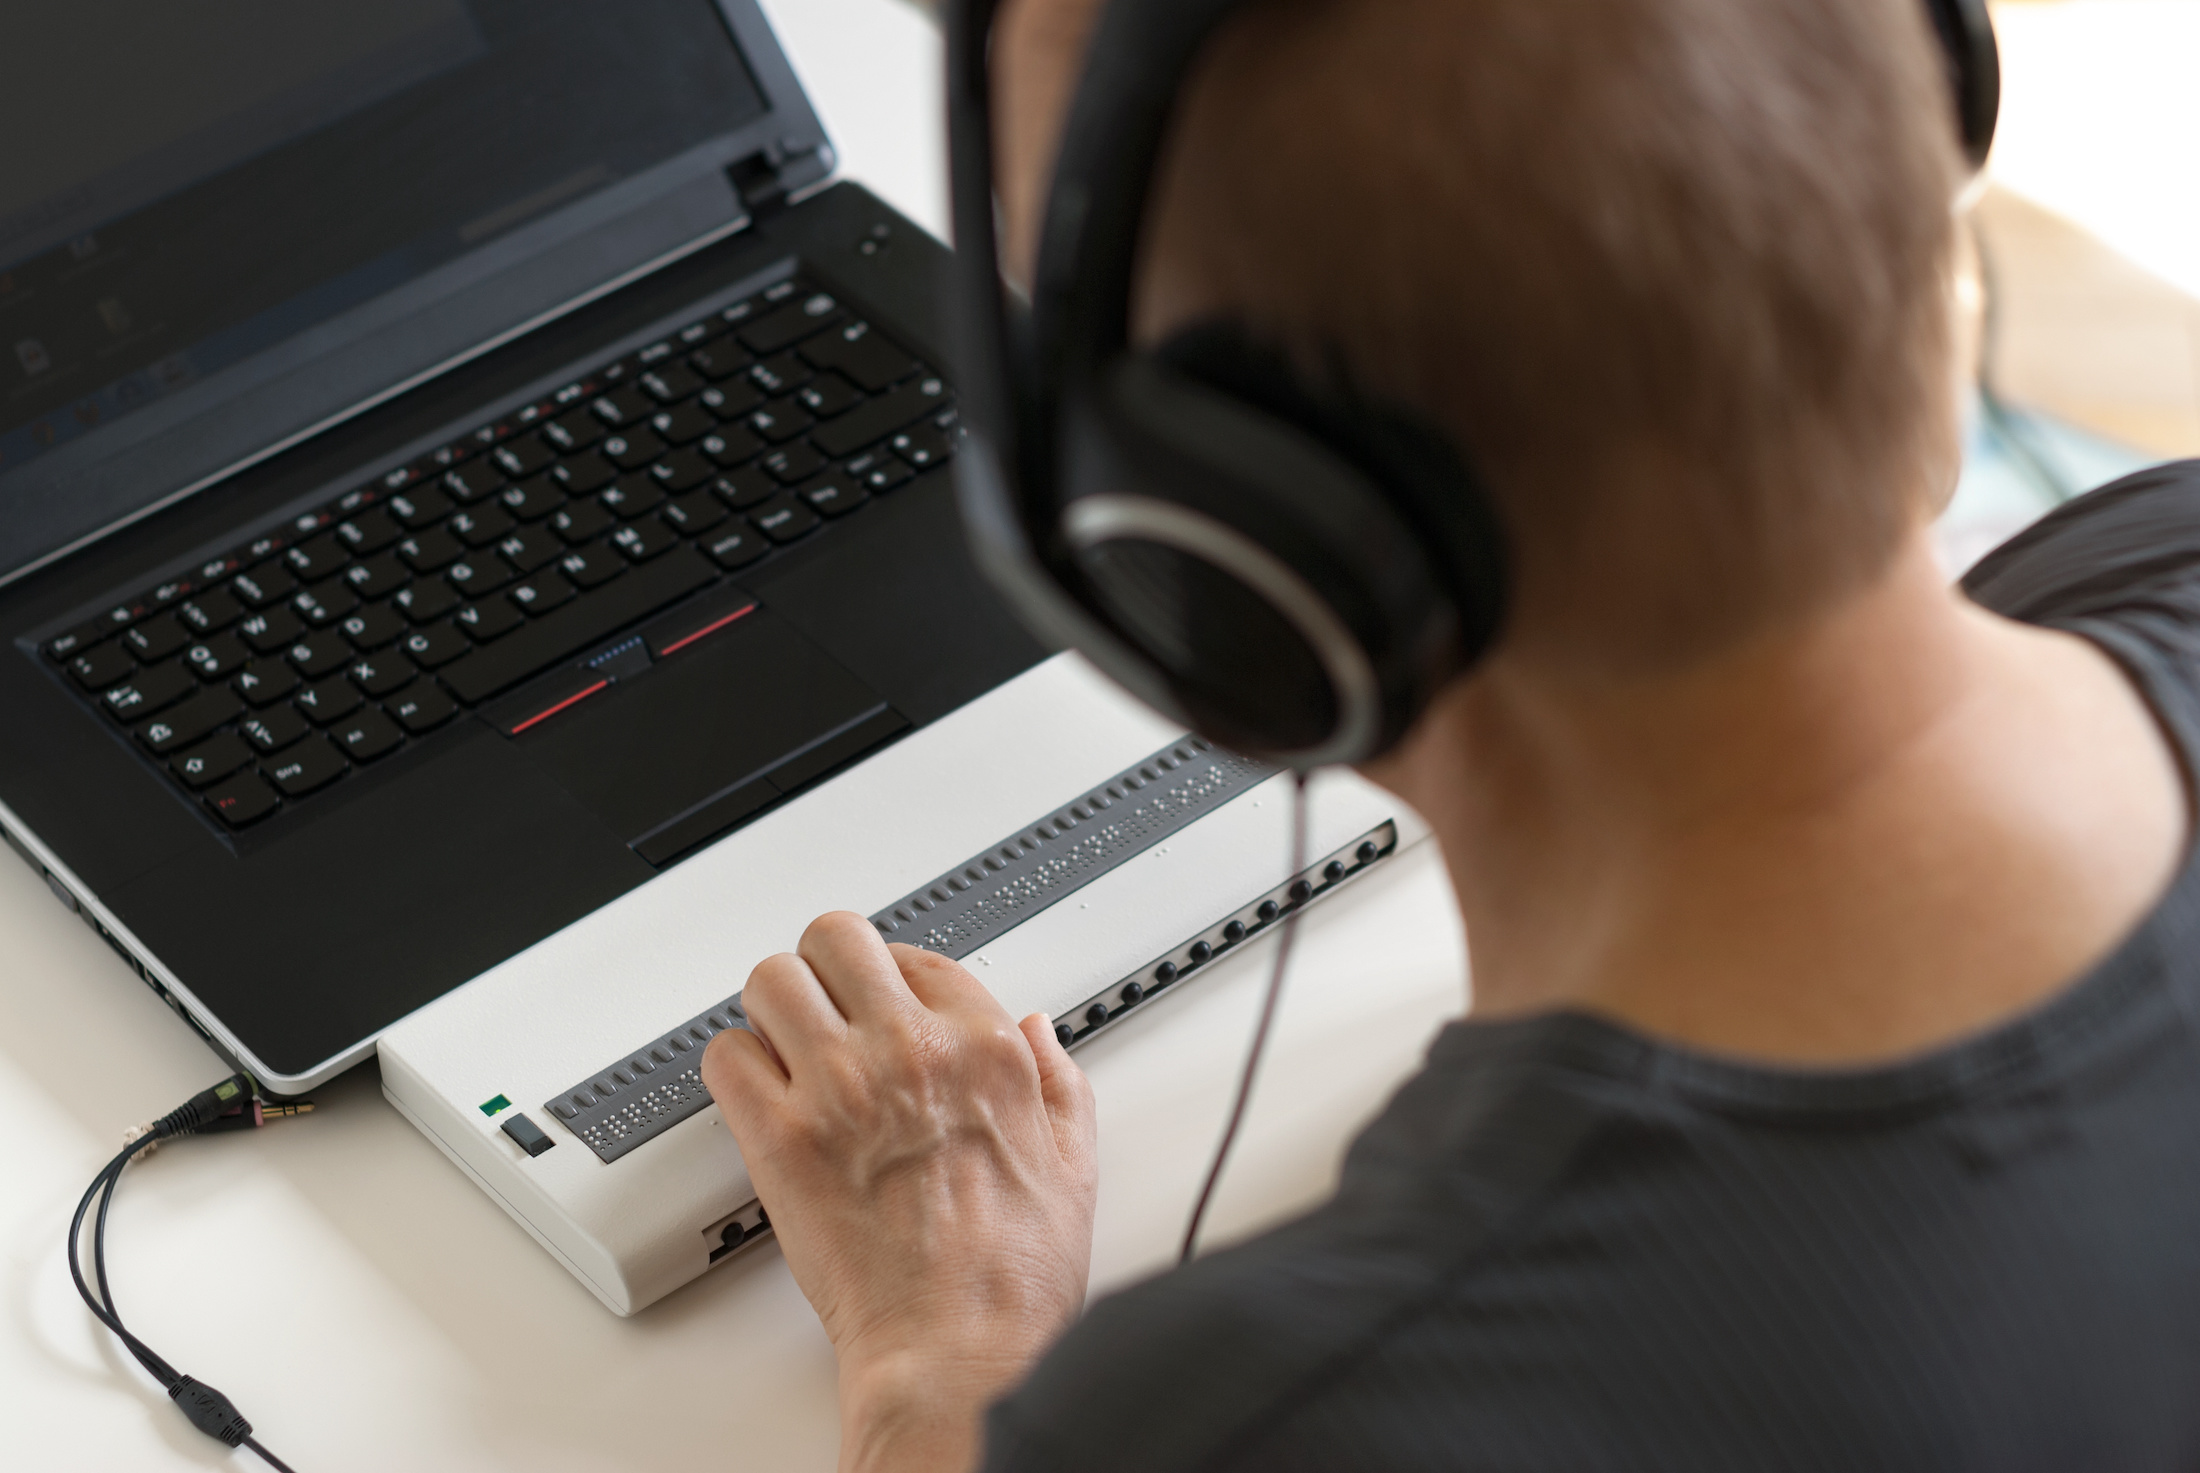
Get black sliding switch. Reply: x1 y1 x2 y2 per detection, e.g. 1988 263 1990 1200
502 1113 556 1157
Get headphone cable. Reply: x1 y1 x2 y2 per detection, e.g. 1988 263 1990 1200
1182 769 1312 1263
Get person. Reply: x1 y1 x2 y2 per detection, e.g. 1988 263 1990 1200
700 0 2200 1467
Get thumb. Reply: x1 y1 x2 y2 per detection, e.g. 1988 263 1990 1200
1020 1013 1097 1171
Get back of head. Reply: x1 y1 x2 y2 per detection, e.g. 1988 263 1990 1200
1133 0 1966 672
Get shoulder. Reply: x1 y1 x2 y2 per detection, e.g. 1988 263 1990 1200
1963 459 2200 622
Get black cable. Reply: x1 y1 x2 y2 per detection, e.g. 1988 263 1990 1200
67 1075 310 1471
1182 770 1312 1263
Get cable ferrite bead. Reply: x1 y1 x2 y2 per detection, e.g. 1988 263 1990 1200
169 1376 253 1447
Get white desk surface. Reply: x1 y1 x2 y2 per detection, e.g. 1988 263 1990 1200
0 5 1470 1466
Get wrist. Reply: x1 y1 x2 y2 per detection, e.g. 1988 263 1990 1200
839 1344 1016 1473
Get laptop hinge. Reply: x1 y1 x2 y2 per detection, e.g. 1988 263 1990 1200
729 149 792 221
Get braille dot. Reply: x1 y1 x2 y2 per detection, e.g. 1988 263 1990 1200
1155 961 1179 983
1224 920 1246 942
1189 941 1213 963
1086 1002 1111 1028
1258 901 1281 922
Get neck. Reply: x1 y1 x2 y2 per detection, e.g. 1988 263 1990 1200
1371 527 2188 1064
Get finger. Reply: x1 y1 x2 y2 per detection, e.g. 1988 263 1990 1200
1019 1013 1099 1171
739 950 847 1076
701 1026 785 1141
796 911 921 1027
890 943 1005 1018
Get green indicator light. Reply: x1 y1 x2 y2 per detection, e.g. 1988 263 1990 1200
479 1094 512 1118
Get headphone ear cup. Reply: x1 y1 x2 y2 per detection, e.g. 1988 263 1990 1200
1922 0 2001 170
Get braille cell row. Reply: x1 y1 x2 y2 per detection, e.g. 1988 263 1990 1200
546 993 751 1163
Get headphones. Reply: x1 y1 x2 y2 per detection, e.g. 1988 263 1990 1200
947 0 2000 768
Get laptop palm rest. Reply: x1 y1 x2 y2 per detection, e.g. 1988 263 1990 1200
513 605 902 865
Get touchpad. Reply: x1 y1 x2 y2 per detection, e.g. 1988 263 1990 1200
516 608 895 860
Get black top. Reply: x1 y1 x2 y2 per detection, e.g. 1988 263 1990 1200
984 462 2200 1473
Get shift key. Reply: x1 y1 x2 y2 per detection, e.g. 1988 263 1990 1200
439 546 716 706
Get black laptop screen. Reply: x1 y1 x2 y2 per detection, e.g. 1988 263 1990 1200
0 0 780 578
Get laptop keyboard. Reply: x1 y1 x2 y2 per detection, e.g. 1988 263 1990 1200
37 277 957 833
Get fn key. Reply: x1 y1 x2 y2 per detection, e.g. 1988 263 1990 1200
204 773 280 829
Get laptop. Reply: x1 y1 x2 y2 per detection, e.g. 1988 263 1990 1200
0 0 1419 1310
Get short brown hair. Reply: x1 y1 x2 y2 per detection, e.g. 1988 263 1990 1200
1126 0 1964 669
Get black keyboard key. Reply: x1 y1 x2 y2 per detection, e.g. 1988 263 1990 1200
291 579 358 626
288 630 354 678
48 618 120 663
342 553 412 600
641 364 705 404
700 426 766 467
551 499 615 545
557 545 626 589
811 375 951 458
649 403 717 446
449 504 517 547
800 320 920 393
178 588 244 636
104 661 196 721
398 529 465 573
393 578 460 624
600 477 666 519
447 554 515 599
738 290 844 353
349 650 418 698
498 477 566 521
237 607 305 653
660 491 728 536
440 546 715 706
762 444 825 484
331 708 405 764
183 634 251 681
239 705 310 754
454 599 525 643
205 772 281 829
232 563 299 608
284 532 352 582
847 450 915 495
747 353 814 396
398 622 471 669
69 643 137 691
492 437 556 480
550 454 618 496
335 510 404 557
677 317 723 348
648 448 716 493
750 494 821 544
265 736 348 796
138 688 240 755
234 659 301 707
495 524 566 573
747 398 815 444
700 381 765 422
710 467 779 510
611 519 680 563
123 613 190 663
388 681 458 734
172 733 252 790
389 486 457 527
540 411 604 454
688 341 754 382
796 372 863 420
440 465 504 504
591 386 656 426
508 569 577 616
891 424 956 470
799 474 870 519
600 428 667 470
704 526 769 571
294 677 364 725
340 602 408 650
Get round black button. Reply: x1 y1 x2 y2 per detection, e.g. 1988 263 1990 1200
1155 961 1179 984
1054 1021 1074 1048
1258 900 1280 923
1357 841 1379 865
1224 920 1247 943
1289 880 1313 904
1324 860 1347 883
1120 982 1145 1005
1086 1002 1111 1028
1189 941 1213 963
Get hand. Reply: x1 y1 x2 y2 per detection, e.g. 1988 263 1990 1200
703 913 1098 1473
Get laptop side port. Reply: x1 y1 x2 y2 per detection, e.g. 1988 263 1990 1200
704 1200 774 1266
